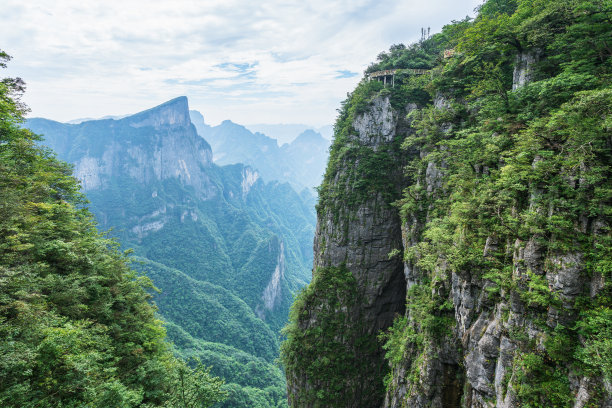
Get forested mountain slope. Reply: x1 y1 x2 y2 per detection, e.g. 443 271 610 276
282 0 611 407
0 51 226 408
27 96 316 407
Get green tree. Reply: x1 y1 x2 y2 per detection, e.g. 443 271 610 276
0 50 226 407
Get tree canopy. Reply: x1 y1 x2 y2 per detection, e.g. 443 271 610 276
0 51 227 408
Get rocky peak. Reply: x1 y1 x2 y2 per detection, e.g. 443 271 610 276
292 129 325 145
125 96 191 129
27 97 215 199
284 94 408 407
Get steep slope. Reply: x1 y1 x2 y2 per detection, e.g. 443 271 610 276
282 84 409 407
27 97 316 407
282 1 611 407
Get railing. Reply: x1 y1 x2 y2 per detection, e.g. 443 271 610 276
367 68 430 79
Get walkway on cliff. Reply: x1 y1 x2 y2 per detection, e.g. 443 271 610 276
366 68 431 86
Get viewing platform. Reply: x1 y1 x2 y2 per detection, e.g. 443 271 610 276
367 68 430 86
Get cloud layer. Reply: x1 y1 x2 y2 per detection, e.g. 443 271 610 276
2 0 482 125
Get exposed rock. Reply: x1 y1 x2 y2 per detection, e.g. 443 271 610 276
287 96 408 407
241 167 260 197
127 96 191 129
512 50 540 90
352 96 398 148
256 241 285 319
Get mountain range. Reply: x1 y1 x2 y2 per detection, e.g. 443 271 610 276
189 111 330 191
244 123 333 145
26 96 319 407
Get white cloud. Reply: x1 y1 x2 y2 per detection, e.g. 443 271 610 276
1 0 483 126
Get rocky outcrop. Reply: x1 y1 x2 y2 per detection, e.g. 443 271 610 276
381 60 610 408
31 96 215 197
28 97 219 243
286 48 610 407
512 50 540 90
127 96 192 129
256 241 285 319
285 95 409 407
241 167 260 197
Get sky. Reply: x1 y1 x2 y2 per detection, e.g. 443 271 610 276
1 0 483 127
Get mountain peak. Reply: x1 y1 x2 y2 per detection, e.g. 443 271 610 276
294 129 324 143
125 96 190 129
220 119 240 127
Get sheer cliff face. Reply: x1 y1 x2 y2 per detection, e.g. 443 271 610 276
285 95 408 407
40 97 216 200
381 64 610 407
313 96 407 329
285 37 610 406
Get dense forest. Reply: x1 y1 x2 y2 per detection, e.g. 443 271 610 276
0 51 227 407
282 0 611 406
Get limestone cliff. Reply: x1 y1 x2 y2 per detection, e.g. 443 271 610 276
282 94 410 407
282 1 611 407
31 97 215 199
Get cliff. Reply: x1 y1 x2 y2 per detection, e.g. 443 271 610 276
282 1 611 407
283 93 409 407
28 96 215 197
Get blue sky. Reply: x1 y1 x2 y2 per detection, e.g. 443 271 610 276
1 0 482 126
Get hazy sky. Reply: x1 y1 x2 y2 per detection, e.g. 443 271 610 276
2 0 482 126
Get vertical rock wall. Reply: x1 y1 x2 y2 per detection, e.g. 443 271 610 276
285 96 409 407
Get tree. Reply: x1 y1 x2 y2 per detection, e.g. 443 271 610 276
0 50 227 408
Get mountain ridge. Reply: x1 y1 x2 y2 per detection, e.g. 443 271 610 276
26 96 316 407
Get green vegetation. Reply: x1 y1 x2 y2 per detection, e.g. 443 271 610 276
377 0 611 405
27 88 319 407
0 51 226 407
316 79 405 221
287 0 610 406
281 265 384 407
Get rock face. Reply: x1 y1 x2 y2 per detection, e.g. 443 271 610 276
256 241 286 319
33 97 215 199
285 42 610 407
512 50 539 90
381 94 610 408
285 95 408 407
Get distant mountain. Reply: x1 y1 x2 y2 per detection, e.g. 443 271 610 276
190 111 330 191
245 123 333 143
66 114 130 123
27 97 316 407
281 129 331 190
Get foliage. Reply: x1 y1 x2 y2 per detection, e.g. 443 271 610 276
0 51 226 407
345 0 611 406
316 80 405 222
280 265 385 407
575 307 612 383
165 359 227 408
27 84 321 407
